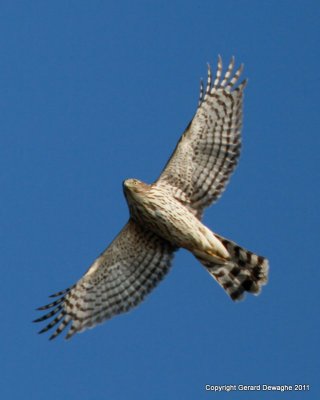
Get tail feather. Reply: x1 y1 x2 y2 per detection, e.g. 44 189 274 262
195 234 269 301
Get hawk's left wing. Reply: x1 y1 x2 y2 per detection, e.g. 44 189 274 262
34 220 175 339
155 56 247 218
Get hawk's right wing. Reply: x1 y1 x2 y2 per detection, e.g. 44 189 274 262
155 56 247 218
34 220 175 339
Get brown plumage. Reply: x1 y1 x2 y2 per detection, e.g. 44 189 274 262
35 56 268 340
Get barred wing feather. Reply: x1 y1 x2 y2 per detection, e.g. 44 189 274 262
34 220 175 339
156 56 247 218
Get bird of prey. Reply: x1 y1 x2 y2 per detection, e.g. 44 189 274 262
35 56 269 340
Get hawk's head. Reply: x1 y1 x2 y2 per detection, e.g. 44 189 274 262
123 179 151 217
123 178 149 198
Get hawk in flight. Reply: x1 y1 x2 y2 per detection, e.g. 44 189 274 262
35 56 269 340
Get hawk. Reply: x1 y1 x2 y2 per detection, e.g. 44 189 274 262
35 56 269 340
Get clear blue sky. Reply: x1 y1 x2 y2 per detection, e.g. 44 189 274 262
1 1 319 399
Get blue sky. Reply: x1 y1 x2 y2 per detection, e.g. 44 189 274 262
1 1 319 399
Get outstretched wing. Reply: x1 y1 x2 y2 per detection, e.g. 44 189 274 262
34 220 175 340
155 56 247 218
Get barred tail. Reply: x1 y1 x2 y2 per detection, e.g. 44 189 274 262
194 234 269 301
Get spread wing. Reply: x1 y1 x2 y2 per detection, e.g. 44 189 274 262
34 220 175 340
155 56 247 218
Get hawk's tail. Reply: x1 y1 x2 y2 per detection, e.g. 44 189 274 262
194 234 269 301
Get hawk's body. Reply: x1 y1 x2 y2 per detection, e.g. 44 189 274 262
124 180 228 260
35 57 269 340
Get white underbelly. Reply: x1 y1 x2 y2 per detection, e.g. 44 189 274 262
142 198 229 259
